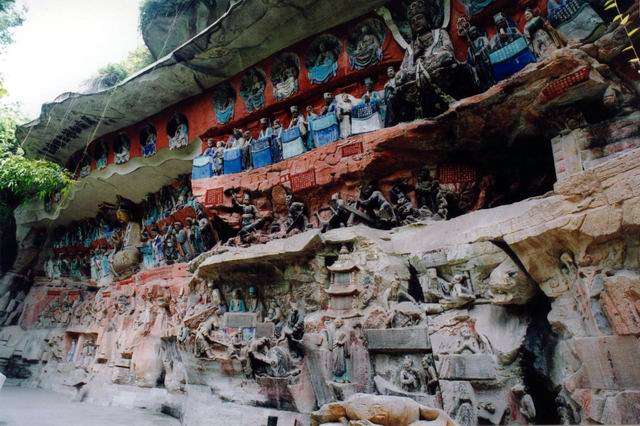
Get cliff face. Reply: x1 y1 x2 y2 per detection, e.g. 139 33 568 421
140 0 231 60
3 1 640 425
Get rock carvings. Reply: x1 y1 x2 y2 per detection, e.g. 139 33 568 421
3 0 640 424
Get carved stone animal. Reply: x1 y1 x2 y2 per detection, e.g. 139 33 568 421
488 257 538 305
310 393 456 426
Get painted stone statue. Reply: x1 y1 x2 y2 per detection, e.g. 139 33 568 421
347 19 385 70
395 0 475 118
168 115 189 150
330 318 350 383
231 192 263 244
458 18 493 91
228 289 246 313
245 286 265 321
306 35 341 85
547 0 606 44
488 13 537 82
114 133 130 165
240 68 266 112
271 53 299 101
524 8 566 59
213 83 235 124
140 125 157 158
94 141 108 170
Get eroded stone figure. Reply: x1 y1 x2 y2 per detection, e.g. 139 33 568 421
441 274 475 308
421 354 439 394
330 318 350 383
311 393 455 426
453 322 491 355
245 286 265 321
398 356 421 392
512 384 536 422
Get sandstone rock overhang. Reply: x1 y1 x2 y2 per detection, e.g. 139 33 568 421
16 0 388 164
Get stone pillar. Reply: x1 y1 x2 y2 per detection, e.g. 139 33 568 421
0 371 5 389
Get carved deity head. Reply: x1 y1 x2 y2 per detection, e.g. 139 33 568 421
387 66 395 79
524 8 534 22
407 0 440 35
402 355 414 369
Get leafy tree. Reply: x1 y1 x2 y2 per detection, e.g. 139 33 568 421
0 1 73 272
122 45 155 74
0 0 24 49
85 45 155 91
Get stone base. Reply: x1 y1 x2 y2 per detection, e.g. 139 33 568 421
436 354 497 381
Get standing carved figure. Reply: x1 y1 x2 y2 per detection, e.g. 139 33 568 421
524 8 565 59
231 191 263 244
330 318 350 383
398 356 421 392
395 0 475 119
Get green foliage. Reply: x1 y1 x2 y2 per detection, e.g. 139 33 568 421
92 62 129 90
0 102 26 155
87 45 155 91
0 104 73 219
0 0 24 49
0 155 72 203
122 45 155 74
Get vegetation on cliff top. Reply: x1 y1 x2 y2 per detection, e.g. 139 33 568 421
87 45 155 91
0 0 72 220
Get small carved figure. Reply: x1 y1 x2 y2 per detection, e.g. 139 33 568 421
281 301 305 359
523 8 565 59
512 384 536 422
231 191 263 244
266 300 285 336
441 274 475 307
421 354 439 394
228 289 246 313
316 193 358 233
452 323 491 355
240 68 266 112
247 337 300 379
390 185 432 224
284 194 308 235
245 286 265 321
383 66 399 126
335 94 354 139
358 182 397 228
330 318 350 383
415 169 448 219
463 23 494 91
398 356 421 392
114 134 130 164
194 314 221 358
